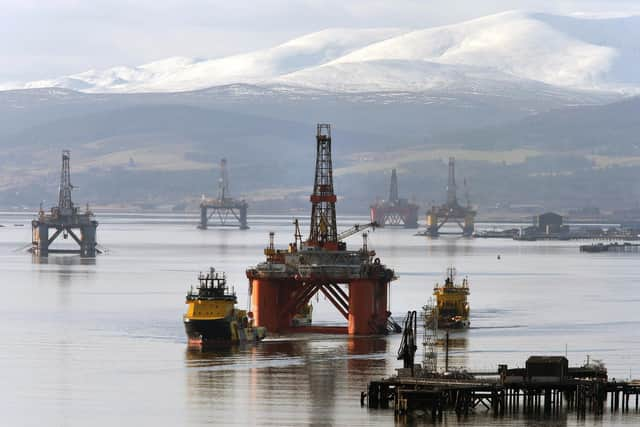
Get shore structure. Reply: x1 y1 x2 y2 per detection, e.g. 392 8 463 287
364 313 640 421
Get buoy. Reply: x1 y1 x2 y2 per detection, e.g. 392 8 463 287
497 254 501 260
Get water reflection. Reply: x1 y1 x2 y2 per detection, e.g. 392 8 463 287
31 254 97 266
435 333 468 372
184 336 389 425
32 255 96 307
422 236 474 259
347 336 388 373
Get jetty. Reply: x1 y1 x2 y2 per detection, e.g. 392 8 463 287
364 359 639 421
580 242 640 253
362 311 640 421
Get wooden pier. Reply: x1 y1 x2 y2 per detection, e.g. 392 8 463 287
364 377 640 420
363 357 640 421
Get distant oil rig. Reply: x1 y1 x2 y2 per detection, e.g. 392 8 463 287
370 169 419 228
424 157 476 236
246 124 399 335
31 150 99 257
198 158 248 230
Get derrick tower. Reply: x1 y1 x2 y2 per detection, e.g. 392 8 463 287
198 158 248 230
218 158 230 201
58 150 74 216
370 168 419 228
446 157 457 206
31 150 99 257
246 123 399 336
425 157 476 236
389 169 399 203
309 124 338 246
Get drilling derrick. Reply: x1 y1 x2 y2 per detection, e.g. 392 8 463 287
198 158 248 230
31 150 99 257
58 151 74 217
389 168 399 202
424 157 476 236
246 124 399 336
370 168 419 228
309 124 338 247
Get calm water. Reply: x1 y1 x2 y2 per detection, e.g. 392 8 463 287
0 212 638 426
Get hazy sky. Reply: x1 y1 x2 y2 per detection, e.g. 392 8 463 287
1 0 639 83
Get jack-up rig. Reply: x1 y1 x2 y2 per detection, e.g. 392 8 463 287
246 124 399 335
31 150 99 257
370 169 419 228
424 157 475 236
198 158 248 230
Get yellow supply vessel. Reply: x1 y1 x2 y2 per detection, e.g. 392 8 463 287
428 267 470 329
184 267 266 345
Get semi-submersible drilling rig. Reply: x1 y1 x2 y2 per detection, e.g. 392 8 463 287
246 124 399 335
31 150 99 257
425 157 476 236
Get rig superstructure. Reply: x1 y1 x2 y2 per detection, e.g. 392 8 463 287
198 158 248 230
31 150 99 257
246 124 397 335
370 169 419 228
425 157 476 236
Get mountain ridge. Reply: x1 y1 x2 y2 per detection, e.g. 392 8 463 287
4 11 640 95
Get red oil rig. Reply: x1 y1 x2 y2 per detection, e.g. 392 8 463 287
370 169 419 228
424 157 475 236
246 124 398 335
198 158 248 230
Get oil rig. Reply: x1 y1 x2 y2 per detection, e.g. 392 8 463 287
246 124 398 335
370 169 419 228
425 157 475 236
198 158 248 230
31 150 99 257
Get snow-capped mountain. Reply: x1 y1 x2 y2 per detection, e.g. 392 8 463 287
17 28 405 93
7 11 640 94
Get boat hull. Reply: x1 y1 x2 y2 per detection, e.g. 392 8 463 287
184 318 266 344
184 318 232 343
438 318 470 330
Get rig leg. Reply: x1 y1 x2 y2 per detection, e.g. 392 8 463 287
199 205 208 229
80 223 97 257
348 279 389 335
250 279 296 333
32 221 49 257
426 212 439 236
463 213 475 236
239 204 248 230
